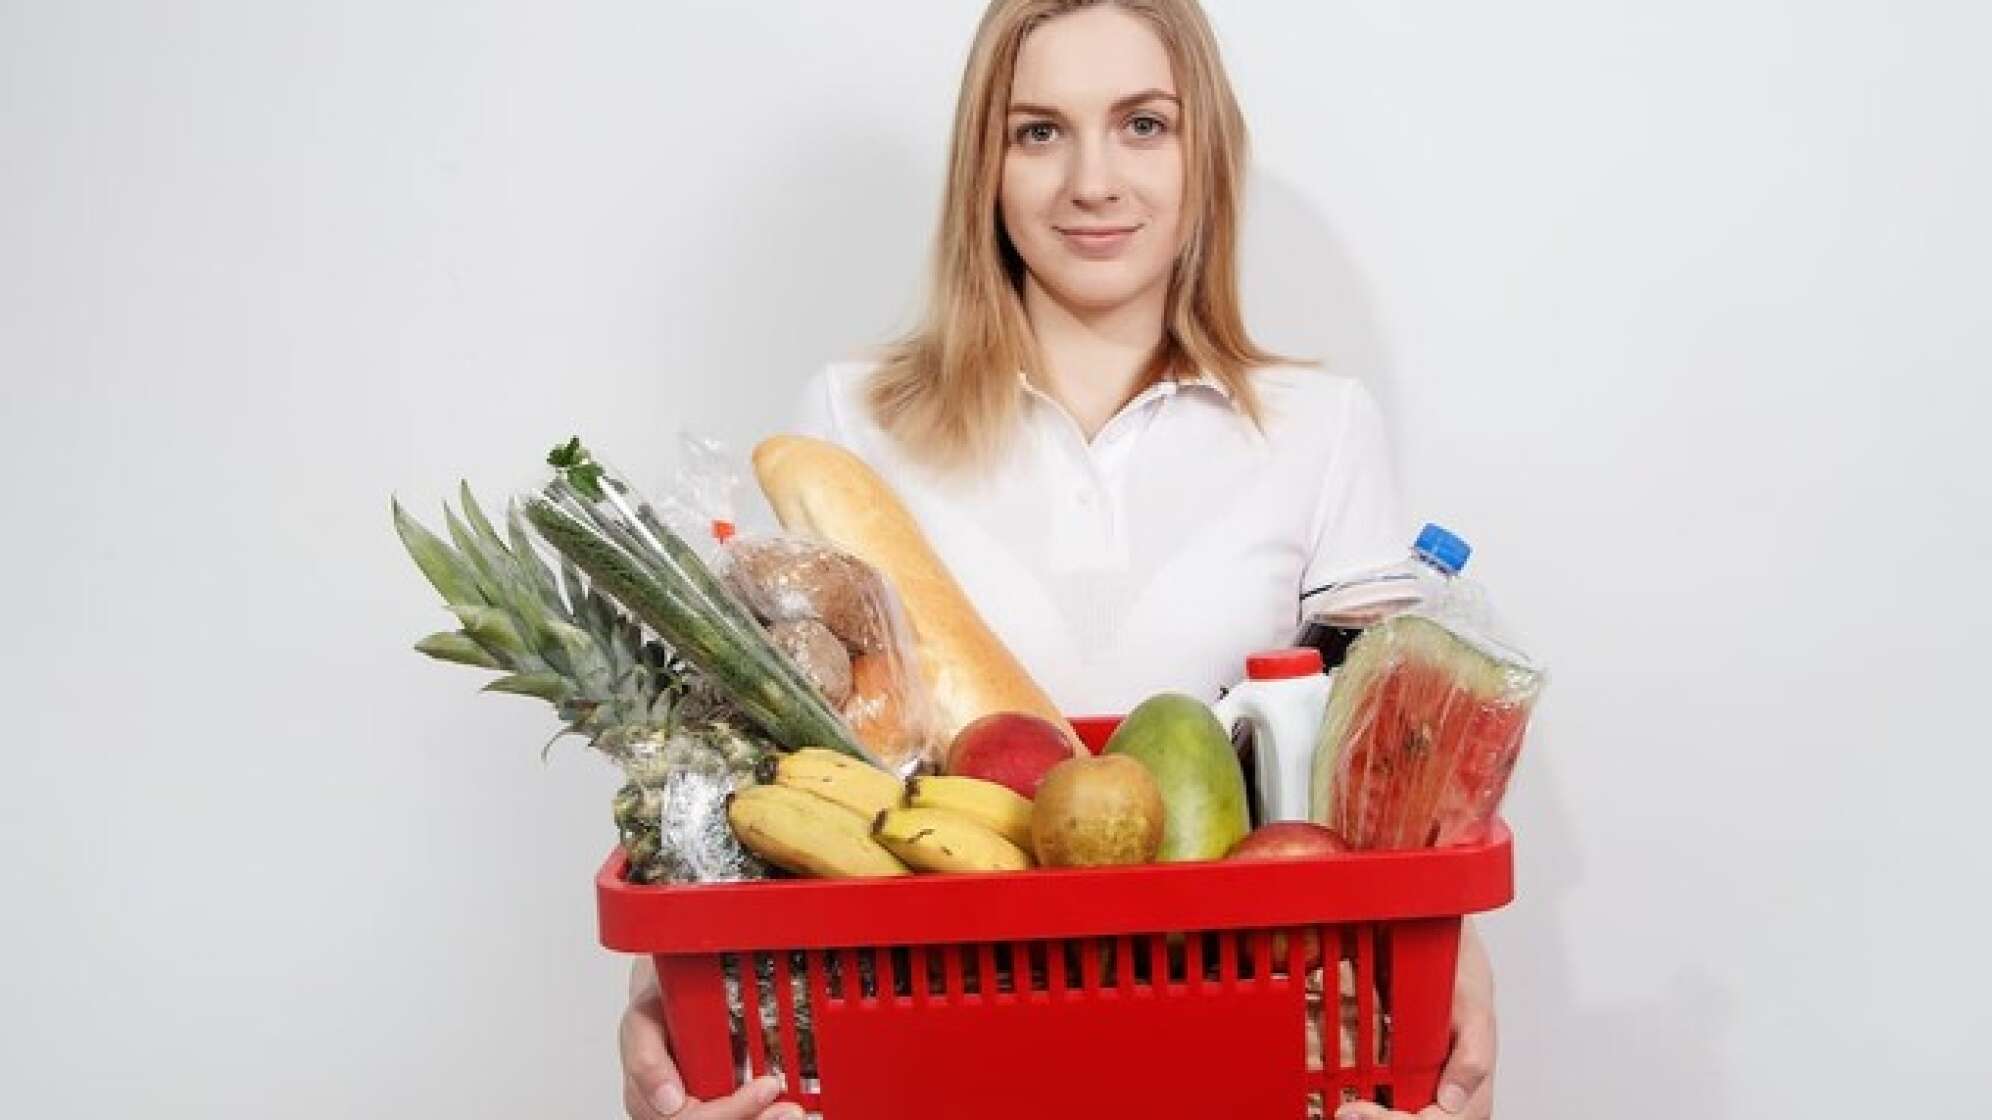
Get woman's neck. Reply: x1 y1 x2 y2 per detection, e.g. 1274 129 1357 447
1022 275 1169 441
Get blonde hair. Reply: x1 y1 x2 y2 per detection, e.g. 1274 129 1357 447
867 0 1286 467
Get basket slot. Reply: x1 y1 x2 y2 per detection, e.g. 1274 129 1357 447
1136 934 1162 989
929 946 950 1000
1375 924 1395 1066
1157 933 1184 987
718 954 749 1085
803 950 831 1087
1017 941 1045 996
1253 929 1280 980
849 948 877 1004
1355 924 1378 1074
887 946 915 1003
772 951 804 1096
740 952 771 1078
1305 952 1329 1074
1218 928 1241 989
1080 937 1105 991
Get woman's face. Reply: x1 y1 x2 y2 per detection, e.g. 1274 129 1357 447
1000 6 1185 316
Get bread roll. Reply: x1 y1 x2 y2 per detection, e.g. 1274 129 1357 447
843 651 918 772
753 435 1079 751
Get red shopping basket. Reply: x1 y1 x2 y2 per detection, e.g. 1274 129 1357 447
598 716 1513 1118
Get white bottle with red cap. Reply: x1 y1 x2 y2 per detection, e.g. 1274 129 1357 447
1209 648 1335 825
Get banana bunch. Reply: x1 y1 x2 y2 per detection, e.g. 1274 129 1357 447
727 749 1040 878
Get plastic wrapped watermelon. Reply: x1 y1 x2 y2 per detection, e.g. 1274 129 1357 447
1310 610 1544 850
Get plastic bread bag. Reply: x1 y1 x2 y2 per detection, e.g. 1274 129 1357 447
719 534 943 776
1310 576 1546 850
651 432 745 562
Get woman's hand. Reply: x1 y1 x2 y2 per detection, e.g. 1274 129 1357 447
620 959 805 1120
1337 922 1496 1120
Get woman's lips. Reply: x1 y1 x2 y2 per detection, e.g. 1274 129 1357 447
1056 224 1141 259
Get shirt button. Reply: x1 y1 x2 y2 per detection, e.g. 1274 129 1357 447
1076 490 1093 507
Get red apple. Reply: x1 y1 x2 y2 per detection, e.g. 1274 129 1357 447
946 712 1081 799
1225 822 1351 862
1226 822 1350 970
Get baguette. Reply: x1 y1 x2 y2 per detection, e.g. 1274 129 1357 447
752 435 1081 753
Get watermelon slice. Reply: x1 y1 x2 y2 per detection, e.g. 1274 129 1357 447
1309 614 1543 850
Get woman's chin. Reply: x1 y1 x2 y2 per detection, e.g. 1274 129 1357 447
1037 270 1167 317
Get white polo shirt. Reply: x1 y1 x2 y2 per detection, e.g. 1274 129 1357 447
791 361 1405 716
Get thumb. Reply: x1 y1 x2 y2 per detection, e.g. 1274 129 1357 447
620 992 686 1115
1434 1005 1495 1113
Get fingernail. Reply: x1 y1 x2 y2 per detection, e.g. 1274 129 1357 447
1438 1083 1469 1112
652 1083 685 1114
753 1075 784 1104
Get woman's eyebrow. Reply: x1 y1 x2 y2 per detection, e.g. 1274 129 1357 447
1007 89 1181 117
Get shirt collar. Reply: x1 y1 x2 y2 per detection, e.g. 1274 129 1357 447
1015 369 1235 402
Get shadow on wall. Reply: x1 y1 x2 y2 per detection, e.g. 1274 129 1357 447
665 131 938 460
1476 720 1734 1116
1239 174 1734 1116
1238 171 1400 445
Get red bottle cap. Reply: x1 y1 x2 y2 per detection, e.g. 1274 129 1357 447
1244 647 1324 681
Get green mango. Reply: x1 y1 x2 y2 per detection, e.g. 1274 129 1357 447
1104 692 1250 861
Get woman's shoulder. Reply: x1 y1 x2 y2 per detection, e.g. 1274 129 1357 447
791 359 885 445
1242 363 1385 435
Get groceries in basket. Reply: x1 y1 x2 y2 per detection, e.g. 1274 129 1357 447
752 435 1080 750
1311 553 1546 851
393 435 1542 885
1295 523 1474 671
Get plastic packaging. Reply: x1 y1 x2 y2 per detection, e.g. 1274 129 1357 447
521 439 877 764
1309 573 1545 850
719 535 942 776
1295 523 1473 671
653 432 744 561
1210 647 1336 825
611 723 775 885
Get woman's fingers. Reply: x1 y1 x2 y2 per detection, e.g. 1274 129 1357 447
1334 1103 1410 1120
1436 1004 1496 1114
1436 923 1497 1116
624 1073 793 1120
618 990 685 1117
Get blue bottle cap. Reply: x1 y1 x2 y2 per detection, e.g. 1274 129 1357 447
1413 523 1472 575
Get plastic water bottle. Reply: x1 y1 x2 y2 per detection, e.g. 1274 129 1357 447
1294 523 1472 670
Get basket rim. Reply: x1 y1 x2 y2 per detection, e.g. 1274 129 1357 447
598 822 1513 954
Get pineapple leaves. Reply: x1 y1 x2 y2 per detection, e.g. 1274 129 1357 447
484 672 571 703
392 499 489 608
415 631 502 668
505 503 569 616
449 605 528 655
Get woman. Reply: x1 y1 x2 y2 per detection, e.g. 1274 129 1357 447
621 3 1496 1118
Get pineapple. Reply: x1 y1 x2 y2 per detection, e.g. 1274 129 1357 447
393 484 775 884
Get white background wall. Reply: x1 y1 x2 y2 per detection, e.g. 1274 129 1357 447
4 1 1987 1115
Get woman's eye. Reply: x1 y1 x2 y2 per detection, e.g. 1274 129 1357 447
1127 114 1169 139
1016 122 1059 145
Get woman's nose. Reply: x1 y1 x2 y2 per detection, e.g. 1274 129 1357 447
1067 134 1123 207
